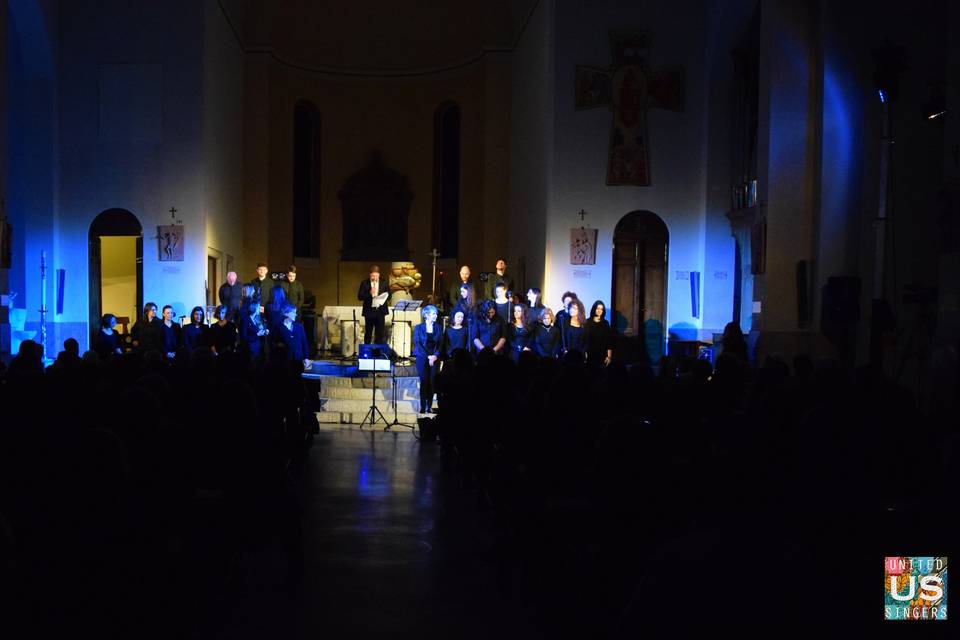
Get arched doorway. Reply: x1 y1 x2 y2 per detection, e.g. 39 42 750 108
612 211 669 346
89 209 143 340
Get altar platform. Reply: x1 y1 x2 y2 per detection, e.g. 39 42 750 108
303 358 434 426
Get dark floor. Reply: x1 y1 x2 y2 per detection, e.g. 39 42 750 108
216 427 542 639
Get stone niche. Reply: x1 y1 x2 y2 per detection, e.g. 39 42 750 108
339 151 412 262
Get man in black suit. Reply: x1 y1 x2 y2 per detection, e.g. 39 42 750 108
218 271 243 321
358 265 389 344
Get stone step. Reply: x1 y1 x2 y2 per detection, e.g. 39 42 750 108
316 410 423 425
314 375 419 390
320 397 424 413
321 387 420 401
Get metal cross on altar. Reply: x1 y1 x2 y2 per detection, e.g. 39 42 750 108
576 31 685 186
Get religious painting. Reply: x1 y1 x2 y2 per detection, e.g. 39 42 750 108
158 225 184 261
576 31 685 187
575 67 612 110
570 228 598 265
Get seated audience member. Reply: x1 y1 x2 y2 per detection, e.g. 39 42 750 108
533 307 562 359
182 306 208 352
94 313 123 359
209 305 238 355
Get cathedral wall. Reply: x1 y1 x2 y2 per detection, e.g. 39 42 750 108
55 0 207 350
5 0 59 354
201 0 245 289
545 0 716 341
509 0 552 297
248 57 511 309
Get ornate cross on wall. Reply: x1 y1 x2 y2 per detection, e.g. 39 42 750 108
576 31 685 186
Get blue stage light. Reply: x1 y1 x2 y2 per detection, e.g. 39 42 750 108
878 89 886 104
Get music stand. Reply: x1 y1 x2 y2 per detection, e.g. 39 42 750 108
391 300 421 365
385 301 421 433
358 343 391 429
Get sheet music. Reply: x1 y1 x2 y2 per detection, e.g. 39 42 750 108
371 291 389 308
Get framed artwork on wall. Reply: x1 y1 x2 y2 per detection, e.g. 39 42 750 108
570 228 598 265
158 225 184 261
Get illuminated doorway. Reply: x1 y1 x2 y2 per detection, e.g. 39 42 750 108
89 209 143 340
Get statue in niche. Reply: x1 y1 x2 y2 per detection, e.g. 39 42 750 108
339 151 413 262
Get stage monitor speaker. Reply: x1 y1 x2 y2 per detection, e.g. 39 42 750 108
56 269 66 315
689 271 701 318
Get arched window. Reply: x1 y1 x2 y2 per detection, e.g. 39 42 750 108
432 102 460 259
293 100 321 258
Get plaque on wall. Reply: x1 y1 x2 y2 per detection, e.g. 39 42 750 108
158 225 184 261
570 227 598 265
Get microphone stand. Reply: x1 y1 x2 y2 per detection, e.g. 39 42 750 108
385 300 417 433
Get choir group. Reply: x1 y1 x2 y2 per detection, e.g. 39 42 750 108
93 259 616 416
407 260 614 414
92 263 312 369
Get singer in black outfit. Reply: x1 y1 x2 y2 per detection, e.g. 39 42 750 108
525 287 545 325
413 304 442 413
357 265 388 344
507 303 532 362
440 308 470 358
561 298 586 355
474 300 506 355
182 306 208 352
275 303 312 366
94 314 123 359
209 305 238 355
159 305 182 358
240 301 269 358
532 307 562 359
492 282 511 324
218 271 243 322
131 302 162 354
584 299 613 369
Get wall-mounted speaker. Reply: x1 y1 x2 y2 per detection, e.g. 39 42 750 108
56 269 66 315
690 271 701 319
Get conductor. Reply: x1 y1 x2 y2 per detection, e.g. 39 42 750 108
358 264 389 344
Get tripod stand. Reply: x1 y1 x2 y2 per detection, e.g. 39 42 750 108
359 362 389 429
385 300 420 432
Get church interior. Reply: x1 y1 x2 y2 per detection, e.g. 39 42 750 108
0 0 957 635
